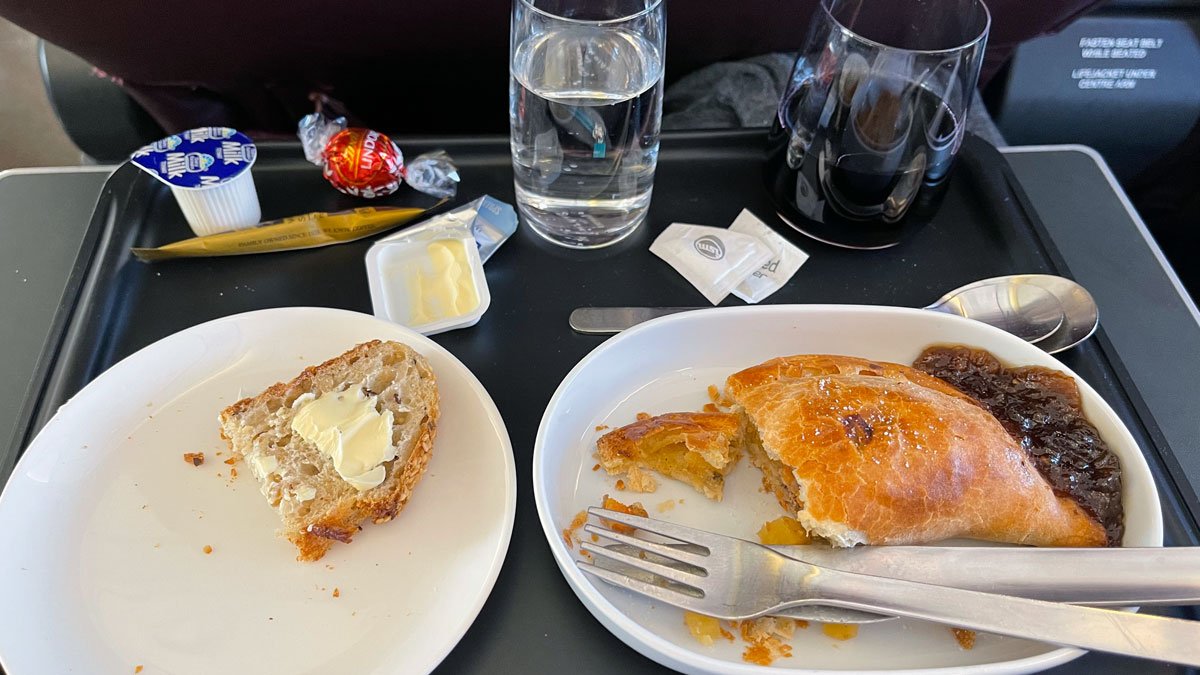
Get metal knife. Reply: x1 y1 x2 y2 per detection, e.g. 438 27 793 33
603 543 1200 623
570 307 703 334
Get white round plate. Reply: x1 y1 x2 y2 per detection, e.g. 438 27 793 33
0 307 516 675
533 305 1162 675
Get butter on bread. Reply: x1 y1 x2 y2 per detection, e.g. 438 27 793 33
596 412 743 500
218 340 438 561
726 354 1106 547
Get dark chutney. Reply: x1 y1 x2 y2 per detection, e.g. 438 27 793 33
913 345 1123 545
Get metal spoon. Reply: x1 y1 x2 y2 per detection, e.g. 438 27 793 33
923 274 1099 353
569 274 1100 353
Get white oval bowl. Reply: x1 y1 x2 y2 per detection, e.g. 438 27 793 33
533 305 1161 675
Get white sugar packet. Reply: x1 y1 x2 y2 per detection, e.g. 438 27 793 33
650 223 773 305
729 209 809 303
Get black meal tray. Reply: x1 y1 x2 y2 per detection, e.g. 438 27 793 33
7 130 1199 675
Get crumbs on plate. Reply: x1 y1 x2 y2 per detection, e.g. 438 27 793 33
757 516 811 545
599 495 648 534
952 628 976 649
822 623 859 641
562 510 588 549
202 545 213 555
183 452 204 466
740 617 797 665
684 611 733 646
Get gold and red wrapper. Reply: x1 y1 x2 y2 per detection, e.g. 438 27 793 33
322 128 405 198
130 203 443 262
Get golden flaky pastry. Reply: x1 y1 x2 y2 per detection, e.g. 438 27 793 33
725 355 1105 547
597 412 743 500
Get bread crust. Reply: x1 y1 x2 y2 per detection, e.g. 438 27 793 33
219 340 439 561
726 355 1106 547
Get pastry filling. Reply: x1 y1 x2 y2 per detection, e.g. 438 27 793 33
743 421 804 515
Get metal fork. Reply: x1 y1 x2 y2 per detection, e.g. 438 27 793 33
578 508 1200 667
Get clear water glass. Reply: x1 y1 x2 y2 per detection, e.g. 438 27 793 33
766 0 990 249
510 0 665 249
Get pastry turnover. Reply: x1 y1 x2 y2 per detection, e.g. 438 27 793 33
596 412 743 500
725 355 1107 547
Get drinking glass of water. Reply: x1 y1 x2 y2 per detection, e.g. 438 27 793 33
510 0 665 248
766 0 990 249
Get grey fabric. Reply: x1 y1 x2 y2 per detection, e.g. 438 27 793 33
663 53 1006 147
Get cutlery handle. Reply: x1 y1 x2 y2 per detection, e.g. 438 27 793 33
569 307 704 334
804 567 1200 667
777 546 1200 606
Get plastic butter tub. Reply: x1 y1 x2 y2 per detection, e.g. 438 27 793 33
365 228 491 335
130 127 261 236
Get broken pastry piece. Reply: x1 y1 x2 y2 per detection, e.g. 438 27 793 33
596 412 744 500
725 354 1106 548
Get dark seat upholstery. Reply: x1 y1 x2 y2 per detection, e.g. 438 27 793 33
2 0 1101 140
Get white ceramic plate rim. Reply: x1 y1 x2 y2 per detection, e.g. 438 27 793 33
0 307 517 675
532 304 1163 675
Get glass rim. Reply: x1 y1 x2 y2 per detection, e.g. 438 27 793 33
516 0 664 26
819 0 991 55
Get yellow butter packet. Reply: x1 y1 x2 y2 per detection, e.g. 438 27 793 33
131 203 444 262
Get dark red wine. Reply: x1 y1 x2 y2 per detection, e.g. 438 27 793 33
766 76 963 249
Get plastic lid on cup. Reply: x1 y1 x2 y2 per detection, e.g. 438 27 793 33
130 127 257 190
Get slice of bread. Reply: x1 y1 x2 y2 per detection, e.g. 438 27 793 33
218 340 438 561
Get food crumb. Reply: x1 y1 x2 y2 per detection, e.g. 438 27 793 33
223 457 236 465
707 384 720 402
795 619 809 629
636 412 651 421
230 467 238 479
216 451 223 456
134 667 143 674
624 466 658 492
683 611 732 646
822 623 859 641
656 499 676 513
333 588 340 598
592 463 601 471
702 403 719 413
562 510 588 549
740 618 794 665
183 452 204 466
757 516 811 545
951 628 976 650
202 545 213 555
594 424 609 431
216 473 222 477
615 479 626 490
600 495 649 534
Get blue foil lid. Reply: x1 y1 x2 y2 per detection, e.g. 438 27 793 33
130 127 257 189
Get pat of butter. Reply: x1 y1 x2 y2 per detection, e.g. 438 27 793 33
247 453 279 479
290 388 395 491
405 238 481 326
